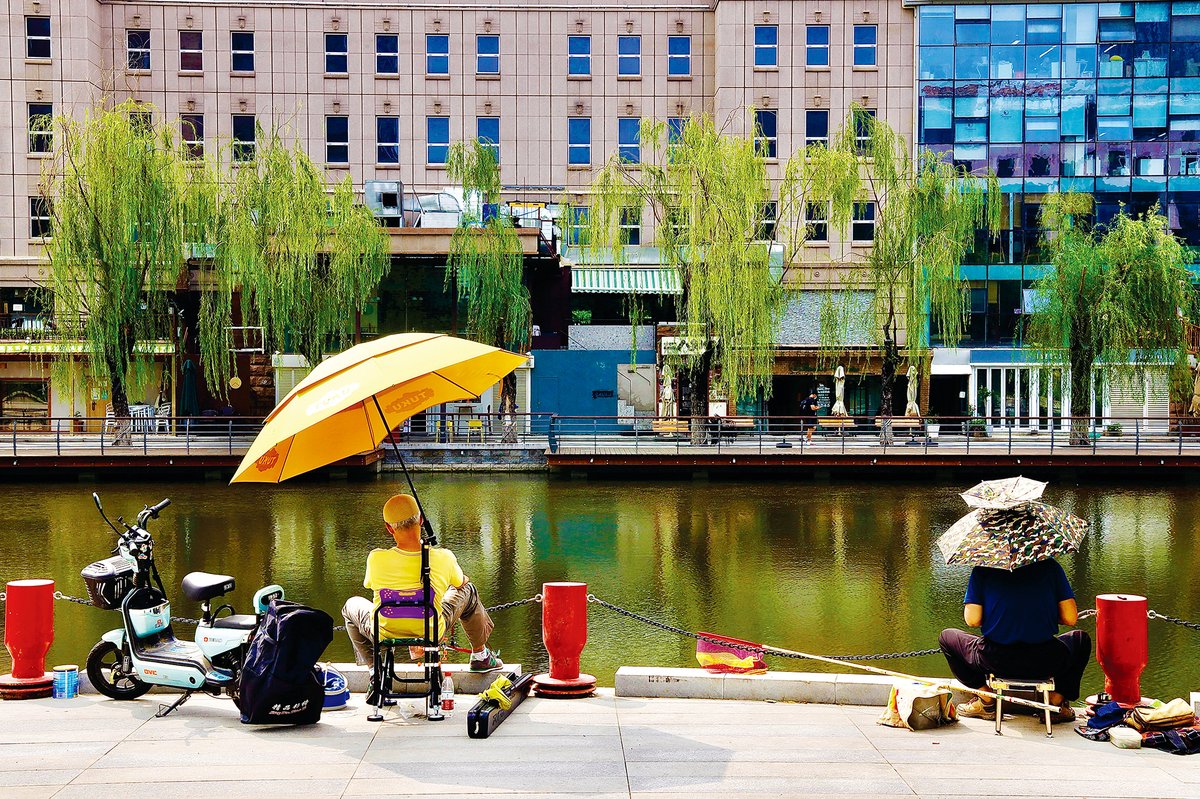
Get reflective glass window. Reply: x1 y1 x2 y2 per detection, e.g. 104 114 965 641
956 46 989 78
921 47 954 79
992 6 1026 45
920 7 954 45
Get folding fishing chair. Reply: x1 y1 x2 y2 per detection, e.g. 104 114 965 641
367 541 444 722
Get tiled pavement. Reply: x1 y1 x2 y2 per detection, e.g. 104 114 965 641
1 691 1197 799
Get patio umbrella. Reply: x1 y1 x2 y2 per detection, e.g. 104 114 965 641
959 476 1047 510
230 333 526 536
937 501 1089 571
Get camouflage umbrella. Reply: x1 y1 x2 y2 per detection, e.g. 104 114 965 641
960 476 1047 510
938 501 1089 571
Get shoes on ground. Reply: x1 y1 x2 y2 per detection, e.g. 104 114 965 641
469 648 505 672
1051 703 1077 724
956 697 997 720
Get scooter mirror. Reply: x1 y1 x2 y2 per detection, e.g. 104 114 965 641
92 492 103 513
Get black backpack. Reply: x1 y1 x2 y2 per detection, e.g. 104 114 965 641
235 599 333 725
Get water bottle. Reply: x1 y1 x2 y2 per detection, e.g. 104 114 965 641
440 673 455 713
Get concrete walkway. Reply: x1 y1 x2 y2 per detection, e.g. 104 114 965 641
2 691 1197 799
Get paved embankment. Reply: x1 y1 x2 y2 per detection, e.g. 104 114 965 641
3 691 1197 799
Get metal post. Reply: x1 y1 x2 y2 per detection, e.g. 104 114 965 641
186 417 191 455
1092 417 1097 455
592 418 597 454
1050 419 1055 454
1135 418 1140 456
228 419 233 455
55 420 60 456
11 420 16 457
1180 415 1184 456
143 420 148 455
966 418 970 454
1007 423 1012 456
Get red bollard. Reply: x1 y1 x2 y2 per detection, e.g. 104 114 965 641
0 579 56 699
1092 593 1152 708
532 582 596 698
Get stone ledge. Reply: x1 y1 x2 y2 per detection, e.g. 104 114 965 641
615 666 898 705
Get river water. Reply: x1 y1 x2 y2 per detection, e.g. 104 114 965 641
1 475 1197 701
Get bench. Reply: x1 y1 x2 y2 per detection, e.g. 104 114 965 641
716 417 755 439
651 419 691 437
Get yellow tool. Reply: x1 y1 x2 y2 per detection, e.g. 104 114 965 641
479 675 514 710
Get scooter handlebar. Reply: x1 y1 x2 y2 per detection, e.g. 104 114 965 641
149 498 171 517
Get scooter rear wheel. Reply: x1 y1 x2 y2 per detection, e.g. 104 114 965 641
86 641 151 700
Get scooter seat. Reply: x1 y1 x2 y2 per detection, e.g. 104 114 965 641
181 572 235 602
212 614 258 630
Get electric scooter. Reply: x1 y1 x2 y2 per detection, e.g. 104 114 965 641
81 493 284 716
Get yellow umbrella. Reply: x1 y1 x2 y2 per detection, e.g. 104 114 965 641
231 332 527 487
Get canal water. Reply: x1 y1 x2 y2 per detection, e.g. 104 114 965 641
1 475 1197 701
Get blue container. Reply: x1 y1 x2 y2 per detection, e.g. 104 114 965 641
52 665 79 699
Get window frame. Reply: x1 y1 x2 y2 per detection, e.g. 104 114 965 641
566 206 589 246
667 35 691 76
619 206 641 245
26 17 52 60
231 31 254 73
232 113 256 162
805 202 829 243
127 29 151 71
805 109 830 147
376 116 400 165
28 103 53 154
179 30 203 72
476 34 500 75
324 32 348 75
29 197 51 239
427 115 450 165
426 34 450 75
853 25 878 67
618 35 641 76
618 117 641 164
754 109 778 159
180 113 204 160
325 115 349 164
854 108 877 153
477 116 500 163
376 34 399 75
754 25 778 68
568 35 591 76
852 201 876 242
806 25 830 67
568 116 591 165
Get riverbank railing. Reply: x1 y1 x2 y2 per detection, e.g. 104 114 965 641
0 415 265 457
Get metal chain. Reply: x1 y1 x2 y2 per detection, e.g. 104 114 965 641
485 594 543 614
587 594 941 662
1149 610 1200 632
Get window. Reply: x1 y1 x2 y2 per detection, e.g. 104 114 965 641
427 116 449 165
127 30 151 70
28 103 53 154
668 35 691 76
30 197 51 239
568 35 590 76
758 201 778 240
754 109 777 158
376 34 398 75
618 117 640 163
427 34 449 75
566 206 588 245
231 31 254 72
477 34 499 74
805 203 828 242
618 35 641 76
754 25 778 67
179 31 202 72
619 207 641 245
805 109 829 147
326 116 348 163
26 17 51 59
568 117 591 165
477 116 500 162
853 25 877 67
854 108 876 153
668 117 685 143
806 26 829 67
180 114 203 159
129 109 152 134
376 116 399 164
852 202 875 242
325 33 347 74
232 114 255 162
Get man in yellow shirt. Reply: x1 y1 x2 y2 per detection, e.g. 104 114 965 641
341 494 502 674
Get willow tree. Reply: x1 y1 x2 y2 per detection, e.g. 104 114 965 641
584 115 787 433
801 107 1000 441
446 138 531 441
42 100 198 440
1025 193 1196 444
215 130 389 384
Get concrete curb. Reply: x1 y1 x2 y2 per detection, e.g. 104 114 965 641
79 662 521 696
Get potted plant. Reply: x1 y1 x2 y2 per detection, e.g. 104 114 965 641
966 405 990 438
925 417 941 440
1105 422 1123 437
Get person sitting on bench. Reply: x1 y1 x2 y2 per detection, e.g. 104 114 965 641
341 493 503 678
938 557 1091 723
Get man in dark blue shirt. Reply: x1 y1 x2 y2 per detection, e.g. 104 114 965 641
939 558 1091 722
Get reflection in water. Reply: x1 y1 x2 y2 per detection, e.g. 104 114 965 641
0 476 1196 699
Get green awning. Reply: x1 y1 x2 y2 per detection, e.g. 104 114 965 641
571 267 681 294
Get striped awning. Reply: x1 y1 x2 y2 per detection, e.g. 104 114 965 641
571 267 682 294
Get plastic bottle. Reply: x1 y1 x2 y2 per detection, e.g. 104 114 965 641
440 673 455 713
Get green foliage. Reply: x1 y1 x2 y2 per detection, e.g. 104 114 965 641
220 130 389 377
445 138 532 352
42 100 195 413
584 114 786 403
1026 193 1196 423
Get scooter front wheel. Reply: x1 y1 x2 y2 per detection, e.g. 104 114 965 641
86 641 151 700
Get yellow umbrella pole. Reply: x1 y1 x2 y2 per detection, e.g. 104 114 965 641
372 395 439 546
